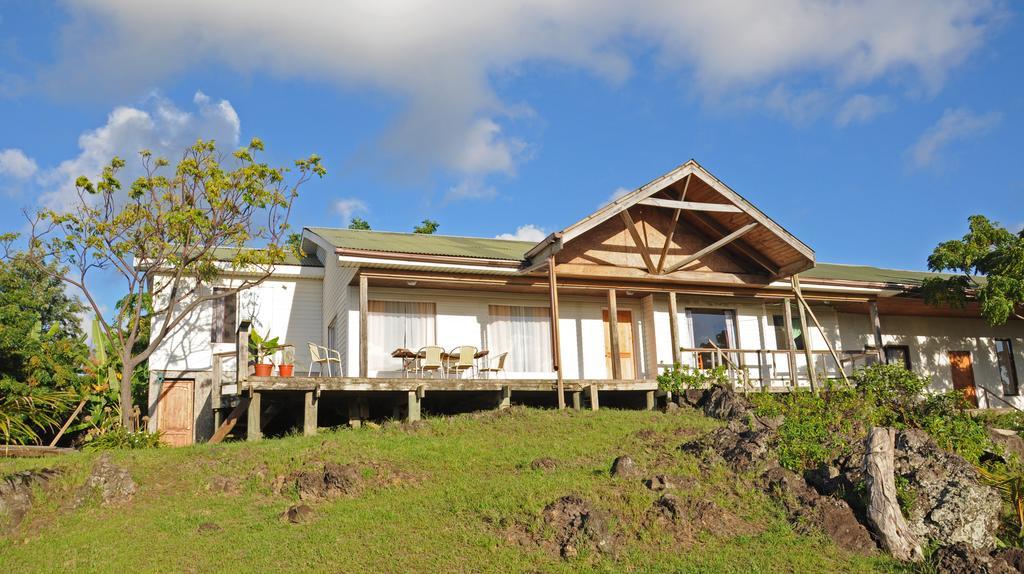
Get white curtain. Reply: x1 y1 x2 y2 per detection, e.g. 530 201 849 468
368 301 436 372
487 305 552 373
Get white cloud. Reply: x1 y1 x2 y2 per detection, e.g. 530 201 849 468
605 186 632 206
495 224 547 242
37 91 241 209
49 1 999 178
760 85 830 125
332 198 368 222
835 94 892 127
443 179 498 202
908 107 1002 168
0 148 38 179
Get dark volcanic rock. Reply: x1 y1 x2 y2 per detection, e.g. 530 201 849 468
542 495 613 559
291 462 362 501
74 454 136 507
697 385 750 420
530 457 558 471
0 468 60 530
930 543 1016 574
644 474 692 492
282 504 315 524
680 425 778 471
763 466 877 555
894 429 1001 549
609 455 640 478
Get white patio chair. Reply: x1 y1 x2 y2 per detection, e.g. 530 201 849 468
307 342 341 377
416 346 445 378
446 346 477 379
478 352 508 379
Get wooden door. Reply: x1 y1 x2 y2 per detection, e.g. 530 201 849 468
948 351 978 407
157 379 194 447
603 309 636 379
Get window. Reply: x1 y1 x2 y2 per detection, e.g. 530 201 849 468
884 345 912 370
368 301 436 372
487 305 552 373
687 309 737 368
211 288 237 343
327 315 339 352
771 314 805 351
996 339 1019 396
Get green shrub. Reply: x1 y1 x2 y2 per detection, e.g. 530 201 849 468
850 363 929 427
0 379 75 444
83 427 163 450
656 363 727 394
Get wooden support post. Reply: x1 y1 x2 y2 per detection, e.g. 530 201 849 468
641 294 659 379
656 173 691 274
348 397 367 428
783 298 798 389
359 274 369 378
588 384 599 411
645 390 656 411
869 301 884 363
792 286 851 386
407 390 421 422
620 210 657 274
303 391 317 436
548 255 565 409
498 385 511 410
571 391 582 410
667 292 681 366
236 321 251 387
663 222 758 274
210 396 250 444
757 302 770 389
792 277 817 392
246 391 262 441
607 289 622 380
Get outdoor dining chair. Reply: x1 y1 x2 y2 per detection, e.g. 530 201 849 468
478 352 508 379
445 345 477 378
307 342 341 377
416 346 445 378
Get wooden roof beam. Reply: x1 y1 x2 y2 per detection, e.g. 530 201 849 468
619 209 657 274
688 211 781 275
656 173 691 274
638 198 741 213
663 221 759 274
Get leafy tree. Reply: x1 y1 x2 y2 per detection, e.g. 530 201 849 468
413 219 439 234
348 217 371 230
922 215 1024 325
21 138 325 428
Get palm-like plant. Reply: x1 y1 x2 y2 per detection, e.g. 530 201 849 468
0 379 74 445
978 465 1024 537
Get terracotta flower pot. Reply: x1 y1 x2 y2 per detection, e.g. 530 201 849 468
278 364 295 377
254 363 273 377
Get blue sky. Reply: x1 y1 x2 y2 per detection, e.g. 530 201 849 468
1 0 1021 281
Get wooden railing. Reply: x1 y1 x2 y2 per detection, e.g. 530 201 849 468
669 346 882 392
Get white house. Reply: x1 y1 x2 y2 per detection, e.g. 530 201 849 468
147 160 1024 445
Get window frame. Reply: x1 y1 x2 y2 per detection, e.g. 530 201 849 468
210 288 237 344
995 338 1020 397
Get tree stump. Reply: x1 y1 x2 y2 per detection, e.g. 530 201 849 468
864 427 923 562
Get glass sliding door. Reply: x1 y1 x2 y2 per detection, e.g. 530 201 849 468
368 301 436 372
487 305 552 373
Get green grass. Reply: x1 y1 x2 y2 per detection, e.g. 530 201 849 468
1 408 906 573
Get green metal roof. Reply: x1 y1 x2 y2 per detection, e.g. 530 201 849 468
306 227 958 287
210 246 322 267
307 227 536 261
800 263 944 286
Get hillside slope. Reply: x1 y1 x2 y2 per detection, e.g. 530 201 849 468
1 408 903 573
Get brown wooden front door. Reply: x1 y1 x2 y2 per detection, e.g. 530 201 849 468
948 351 978 407
603 309 636 379
157 379 195 447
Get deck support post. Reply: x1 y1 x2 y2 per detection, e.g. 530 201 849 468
588 385 599 411
548 255 565 409
571 391 582 410
212 356 223 429
407 390 421 422
348 397 369 428
303 391 317 436
359 274 369 378
641 294 659 379
667 292 681 366
608 289 622 380
869 301 885 363
236 320 251 390
792 277 817 393
645 390 656 411
497 385 511 410
246 391 262 441
783 298 798 389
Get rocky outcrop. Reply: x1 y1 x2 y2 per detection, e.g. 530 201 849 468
988 428 1024 461
542 496 614 559
930 543 1018 574
609 455 640 478
680 421 779 472
894 429 1001 550
289 462 363 501
0 468 60 530
764 466 877 556
74 454 136 507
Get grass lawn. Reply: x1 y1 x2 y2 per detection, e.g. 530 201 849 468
1 407 906 573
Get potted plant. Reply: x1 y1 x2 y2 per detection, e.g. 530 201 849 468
248 329 280 377
278 346 295 377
